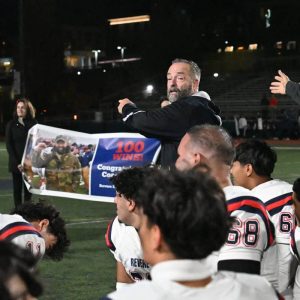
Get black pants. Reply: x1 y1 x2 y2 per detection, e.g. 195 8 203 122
12 172 32 208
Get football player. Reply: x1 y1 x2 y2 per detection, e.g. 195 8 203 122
105 167 154 290
0 202 70 261
290 178 300 299
175 125 274 275
231 140 294 293
102 169 281 300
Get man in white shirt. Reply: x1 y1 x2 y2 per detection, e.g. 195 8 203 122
231 139 294 293
102 169 280 300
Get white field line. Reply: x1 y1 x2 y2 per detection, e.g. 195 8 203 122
67 219 111 226
273 147 300 150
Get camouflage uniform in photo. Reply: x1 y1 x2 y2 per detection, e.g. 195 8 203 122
44 152 81 192
32 136 81 192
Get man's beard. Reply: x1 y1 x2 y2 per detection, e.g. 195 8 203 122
167 85 193 103
55 146 68 155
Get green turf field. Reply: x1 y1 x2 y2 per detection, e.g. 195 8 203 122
0 143 299 299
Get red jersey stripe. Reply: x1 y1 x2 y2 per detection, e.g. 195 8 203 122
266 194 293 211
0 225 39 240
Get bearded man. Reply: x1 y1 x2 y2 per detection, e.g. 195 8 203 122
117 58 221 168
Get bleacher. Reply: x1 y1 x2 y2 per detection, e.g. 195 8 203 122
201 71 300 119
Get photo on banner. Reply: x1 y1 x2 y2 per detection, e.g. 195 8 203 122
22 124 161 203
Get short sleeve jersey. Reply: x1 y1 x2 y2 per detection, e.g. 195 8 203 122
290 226 300 299
252 180 294 292
105 217 151 281
0 213 45 258
219 185 274 263
252 179 293 244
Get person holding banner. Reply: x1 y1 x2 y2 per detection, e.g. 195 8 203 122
5 98 37 208
117 58 221 168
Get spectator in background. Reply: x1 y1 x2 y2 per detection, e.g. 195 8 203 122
253 112 264 138
5 98 38 208
233 115 240 137
269 95 279 107
238 115 248 137
117 58 221 168
0 241 43 300
268 95 279 122
270 70 300 104
260 93 269 119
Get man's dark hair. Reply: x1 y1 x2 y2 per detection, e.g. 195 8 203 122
234 139 277 177
135 169 232 259
11 202 70 261
187 125 234 165
293 178 300 201
0 241 43 299
110 167 156 200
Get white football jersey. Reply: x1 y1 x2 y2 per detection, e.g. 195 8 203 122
0 213 45 258
218 185 274 263
105 217 151 282
252 179 294 292
290 226 300 300
103 259 280 300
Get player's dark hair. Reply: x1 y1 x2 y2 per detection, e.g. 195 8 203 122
187 124 234 165
136 169 232 259
11 202 70 261
110 167 156 200
234 139 277 177
0 241 43 298
293 178 300 201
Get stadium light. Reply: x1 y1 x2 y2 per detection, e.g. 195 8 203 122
145 84 154 94
108 15 150 26
117 46 126 59
92 50 101 66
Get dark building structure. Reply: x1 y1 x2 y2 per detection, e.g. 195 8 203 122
0 0 300 134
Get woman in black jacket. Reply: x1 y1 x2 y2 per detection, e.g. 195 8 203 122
5 98 37 207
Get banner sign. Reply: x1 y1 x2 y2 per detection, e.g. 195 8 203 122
22 124 161 203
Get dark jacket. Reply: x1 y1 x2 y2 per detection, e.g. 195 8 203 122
5 118 37 173
122 95 221 167
286 80 300 105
